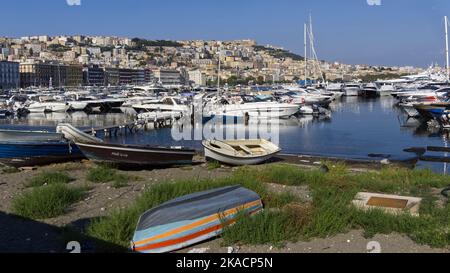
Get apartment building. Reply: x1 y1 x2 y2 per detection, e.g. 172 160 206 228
0 61 19 90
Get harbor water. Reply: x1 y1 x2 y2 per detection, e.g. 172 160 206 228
1 97 449 174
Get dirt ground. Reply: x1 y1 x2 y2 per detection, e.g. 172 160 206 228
0 161 448 253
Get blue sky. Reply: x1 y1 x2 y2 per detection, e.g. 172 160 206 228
1 0 449 67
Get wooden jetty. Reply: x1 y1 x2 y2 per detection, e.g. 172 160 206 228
85 115 180 138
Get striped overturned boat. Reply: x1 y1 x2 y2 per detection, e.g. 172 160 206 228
131 185 263 253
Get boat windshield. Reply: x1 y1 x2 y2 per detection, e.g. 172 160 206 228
286 91 303 97
241 96 257 103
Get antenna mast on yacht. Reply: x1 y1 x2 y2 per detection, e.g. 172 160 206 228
445 16 449 82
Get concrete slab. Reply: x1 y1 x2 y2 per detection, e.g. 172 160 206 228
352 192 422 216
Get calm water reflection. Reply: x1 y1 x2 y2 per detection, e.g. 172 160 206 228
1 97 449 174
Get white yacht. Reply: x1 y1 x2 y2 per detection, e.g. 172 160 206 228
360 83 379 97
376 81 397 96
26 96 70 113
342 83 361 96
208 95 299 119
277 89 334 107
132 97 190 114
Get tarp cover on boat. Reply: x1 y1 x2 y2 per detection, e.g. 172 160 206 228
135 185 261 231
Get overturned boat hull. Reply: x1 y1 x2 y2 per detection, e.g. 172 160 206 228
131 185 263 253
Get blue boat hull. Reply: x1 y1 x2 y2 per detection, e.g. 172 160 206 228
0 141 84 167
0 142 82 159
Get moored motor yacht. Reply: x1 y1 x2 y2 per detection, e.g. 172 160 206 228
27 97 70 113
208 95 300 119
342 83 361 96
132 96 190 114
360 83 379 97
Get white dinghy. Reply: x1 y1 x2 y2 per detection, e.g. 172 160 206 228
202 139 281 166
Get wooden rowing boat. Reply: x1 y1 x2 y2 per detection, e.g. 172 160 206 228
202 139 281 165
75 142 196 167
131 185 263 253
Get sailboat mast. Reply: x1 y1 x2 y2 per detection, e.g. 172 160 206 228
217 50 221 95
445 16 449 82
304 23 307 85
309 14 314 80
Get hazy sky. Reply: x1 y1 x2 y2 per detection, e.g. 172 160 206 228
1 0 449 67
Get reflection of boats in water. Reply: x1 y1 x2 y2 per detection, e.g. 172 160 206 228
120 107 138 116
401 117 422 128
173 115 330 141
68 111 89 121
27 112 70 121
0 112 132 129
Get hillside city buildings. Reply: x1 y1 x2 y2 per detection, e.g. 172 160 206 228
0 35 421 90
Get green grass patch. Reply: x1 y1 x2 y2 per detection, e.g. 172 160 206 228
53 162 84 172
226 164 450 247
112 174 129 189
27 171 72 187
86 163 450 250
87 166 131 188
207 160 221 170
12 184 87 219
87 166 118 183
0 167 20 174
222 203 313 247
1 166 20 174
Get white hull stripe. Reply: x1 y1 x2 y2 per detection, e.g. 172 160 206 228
76 143 195 155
